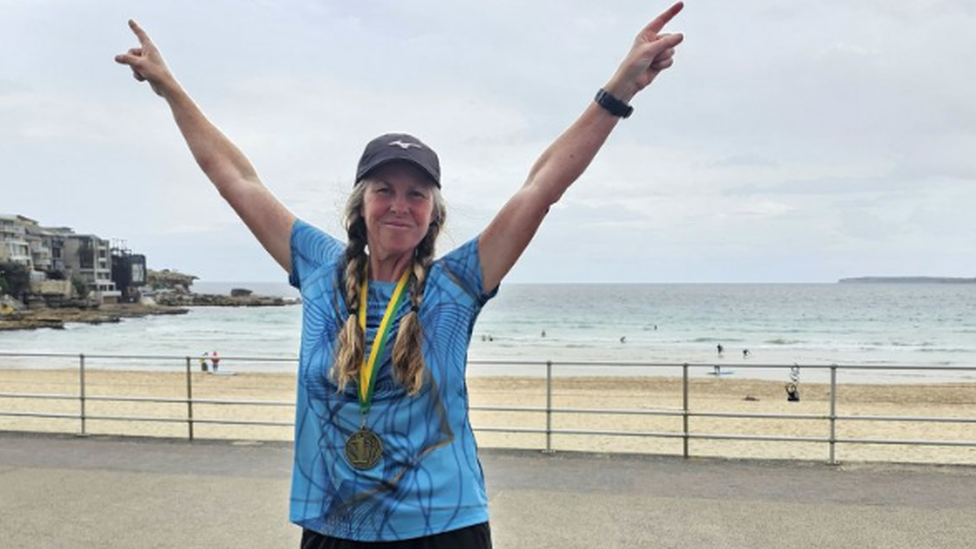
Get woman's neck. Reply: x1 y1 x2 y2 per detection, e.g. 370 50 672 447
368 251 413 282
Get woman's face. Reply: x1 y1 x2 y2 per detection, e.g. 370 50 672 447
361 163 437 261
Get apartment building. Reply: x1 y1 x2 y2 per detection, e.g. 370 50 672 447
63 234 117 293
0 215 35 271
1 214 119 294
0 215 73 275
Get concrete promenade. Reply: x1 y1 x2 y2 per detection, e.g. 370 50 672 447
2 431 976 548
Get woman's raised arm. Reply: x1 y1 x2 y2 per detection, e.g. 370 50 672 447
115 19 296 273
477 2 685 292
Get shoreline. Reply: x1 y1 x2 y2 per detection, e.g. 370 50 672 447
2 367 975 465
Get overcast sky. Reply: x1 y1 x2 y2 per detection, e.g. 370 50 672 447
2 0 974 283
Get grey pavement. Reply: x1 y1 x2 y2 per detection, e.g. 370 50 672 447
2 431 976 549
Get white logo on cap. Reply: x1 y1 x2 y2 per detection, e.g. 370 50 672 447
389 140 422 150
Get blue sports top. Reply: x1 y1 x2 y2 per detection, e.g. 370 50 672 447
287 219 496 541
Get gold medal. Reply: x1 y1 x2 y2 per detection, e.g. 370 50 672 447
345 428 383 470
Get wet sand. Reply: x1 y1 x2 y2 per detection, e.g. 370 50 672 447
2 367 975 465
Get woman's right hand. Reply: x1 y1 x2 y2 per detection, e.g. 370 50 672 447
114 19 176 98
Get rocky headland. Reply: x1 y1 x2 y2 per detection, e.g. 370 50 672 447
0 302 189 332
148 269 300 307
1 267 298 332
153 292 298 307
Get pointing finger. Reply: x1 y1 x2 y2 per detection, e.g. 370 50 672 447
642 1 684 36
128 19 153 47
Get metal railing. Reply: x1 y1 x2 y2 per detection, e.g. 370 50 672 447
2 351 976 465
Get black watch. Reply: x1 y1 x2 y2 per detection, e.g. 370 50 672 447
594 88 633 118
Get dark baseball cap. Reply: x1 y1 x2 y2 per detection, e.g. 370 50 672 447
355 133 441 188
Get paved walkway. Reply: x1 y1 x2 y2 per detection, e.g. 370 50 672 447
2 431 976 548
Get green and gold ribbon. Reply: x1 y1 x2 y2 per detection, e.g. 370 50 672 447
357 268 411 417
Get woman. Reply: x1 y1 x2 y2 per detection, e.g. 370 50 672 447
116 3 684 547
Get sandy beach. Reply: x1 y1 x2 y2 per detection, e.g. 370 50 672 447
2 367 975 466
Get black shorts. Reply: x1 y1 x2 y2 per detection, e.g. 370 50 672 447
300 522 492 549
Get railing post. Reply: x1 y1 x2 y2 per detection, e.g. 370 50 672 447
829 364 837 465
682 363 689 458
543 360 555 454
185 356 194 441
79 353 87 436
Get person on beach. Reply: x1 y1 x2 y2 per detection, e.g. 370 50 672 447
199 351 209 373
211 350 220 373
115 3 684 547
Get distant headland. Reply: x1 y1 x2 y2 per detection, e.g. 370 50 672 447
838 276 976 284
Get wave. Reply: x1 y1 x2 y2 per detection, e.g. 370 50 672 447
860 341 935 348
690 337 745 343
917 347 973 354
765 338 804 345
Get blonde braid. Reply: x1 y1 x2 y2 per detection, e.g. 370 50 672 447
332 195 368 392
391 228 437 395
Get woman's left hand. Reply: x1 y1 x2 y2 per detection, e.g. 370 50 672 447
604 1 685 103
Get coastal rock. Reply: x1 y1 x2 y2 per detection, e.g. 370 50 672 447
0 302 188 332
155 293 299 307
154 293 297 307
0 313 65 330
147 269 198 294
0 294 24 314
143 268 298 306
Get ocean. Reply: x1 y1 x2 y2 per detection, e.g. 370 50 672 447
1 282 974 383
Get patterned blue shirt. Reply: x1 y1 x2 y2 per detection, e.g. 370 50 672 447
287 219 495 541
